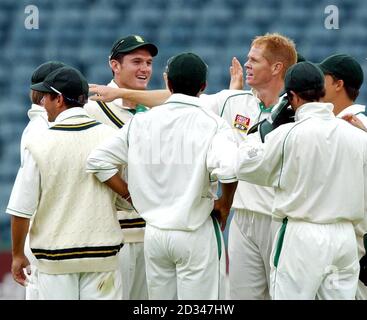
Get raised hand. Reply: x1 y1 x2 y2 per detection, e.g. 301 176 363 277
229 57 244 90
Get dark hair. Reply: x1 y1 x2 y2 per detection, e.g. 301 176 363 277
326 73 359 101
287 88 325 102
48 92 85 108
110 53 126 76
168 77 204 96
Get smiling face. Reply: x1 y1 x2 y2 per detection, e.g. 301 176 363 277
111 48 153 90
244 45 274 90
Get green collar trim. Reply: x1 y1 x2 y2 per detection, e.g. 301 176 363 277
259 101 274 113
164 101 201 108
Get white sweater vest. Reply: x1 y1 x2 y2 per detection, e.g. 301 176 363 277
85 99 145 242
25 116 123 274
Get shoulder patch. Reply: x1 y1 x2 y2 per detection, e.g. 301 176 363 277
234 114 251 132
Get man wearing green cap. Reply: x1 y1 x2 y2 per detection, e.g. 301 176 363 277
87 52 238 300
236 61 367 299
320 54 365 119
6 60 66 300
319 53 367 300
88 33 297 300
85 34 158 300
9 66 123 299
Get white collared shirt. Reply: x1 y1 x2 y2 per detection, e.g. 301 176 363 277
337 104 367 127
237 102 367 224
199 89 279 215
87 93 237 231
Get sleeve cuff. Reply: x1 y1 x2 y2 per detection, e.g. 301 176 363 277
94 169 119 182
6 207 32 219
218 176 238 184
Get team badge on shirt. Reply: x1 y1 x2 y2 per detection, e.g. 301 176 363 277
234 114 251 132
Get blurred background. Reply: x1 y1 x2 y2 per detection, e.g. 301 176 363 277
0 0 366 298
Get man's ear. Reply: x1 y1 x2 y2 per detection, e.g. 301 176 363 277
56 94 64 107
109 59 121 74
335 79 345 92
272 62 283 76
167 78 173 93
199 82 207 93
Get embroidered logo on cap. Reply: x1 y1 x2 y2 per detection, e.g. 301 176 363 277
134 35 144 43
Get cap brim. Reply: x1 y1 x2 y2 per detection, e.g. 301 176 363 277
111 43 158 59
30 82 54 93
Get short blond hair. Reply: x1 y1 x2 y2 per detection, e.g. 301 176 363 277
251 33 297 78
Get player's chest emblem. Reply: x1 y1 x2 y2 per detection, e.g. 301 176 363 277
234 114 251 132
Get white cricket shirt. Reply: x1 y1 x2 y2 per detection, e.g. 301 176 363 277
237 102 367 224
87 93 237 231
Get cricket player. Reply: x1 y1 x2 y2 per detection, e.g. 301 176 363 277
88 33 297 299
237 62 367 299
9 66 123 299
7 60 66 300
87 52 238 300
319 53 367 300
84 34 158 300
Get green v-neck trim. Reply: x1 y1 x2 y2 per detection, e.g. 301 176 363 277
259 101 274 113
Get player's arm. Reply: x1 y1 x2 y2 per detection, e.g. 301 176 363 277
207 120 238 230
213 182 238 230
89 56 243 108
103 174 130 201
89 84 170 108
11 216 30 286
7 148 40 286
236 126 287 187
87 123 131 199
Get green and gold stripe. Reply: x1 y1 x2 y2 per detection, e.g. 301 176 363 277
97 101 124 128
31 243 123 260
50 120 101 131
119 218 146 229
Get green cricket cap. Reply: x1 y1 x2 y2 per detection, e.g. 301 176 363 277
110 34 158 60
318 54 363 89
30 66 89 105
166 52 207 87
285 61 324 93
31 61 66 85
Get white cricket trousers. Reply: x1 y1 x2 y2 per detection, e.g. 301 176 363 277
270 218 359 300
355 222 367 300
144 216 226 300
119 242 148 300
228 209 280 299
37 269 122 300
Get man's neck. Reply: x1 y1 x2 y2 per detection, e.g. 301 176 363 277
332 96 354 116
255 80 284 108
